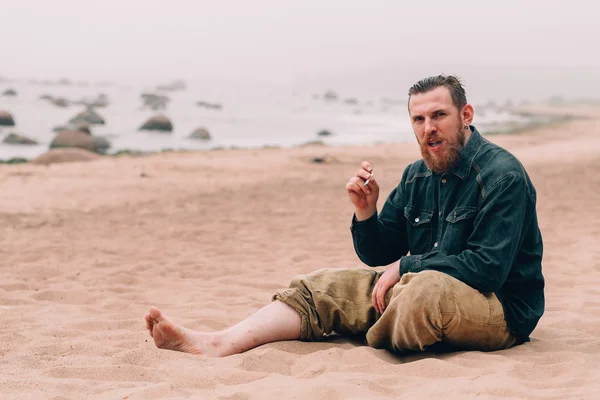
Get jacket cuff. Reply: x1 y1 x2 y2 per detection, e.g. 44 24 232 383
400 255 422 276
350 211 378 233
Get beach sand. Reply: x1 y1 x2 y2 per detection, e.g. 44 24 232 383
1 104 600 399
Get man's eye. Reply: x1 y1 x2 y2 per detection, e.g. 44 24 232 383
435 112 445 117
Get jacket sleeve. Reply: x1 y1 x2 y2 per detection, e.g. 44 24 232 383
351 166 410 267
400 171 531 293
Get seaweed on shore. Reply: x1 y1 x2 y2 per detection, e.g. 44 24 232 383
0 157 28 164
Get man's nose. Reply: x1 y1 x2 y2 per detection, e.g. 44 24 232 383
424 118 436 135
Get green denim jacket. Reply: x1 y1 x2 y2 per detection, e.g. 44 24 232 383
351 126 544 342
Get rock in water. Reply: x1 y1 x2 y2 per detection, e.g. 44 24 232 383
0 111 15 126
69 109 105 125
2 133 38 145
324 90 338 101
51 98 69 108
196 101 222 110
139 115 173 132
50 130 97 152
53 122 91 135
189 127 211 140
140 93 170 110
2 89 17 96
73 122 91 134
93 136 112 154
82 93 109 108
317 129 333 137
156 80 186 91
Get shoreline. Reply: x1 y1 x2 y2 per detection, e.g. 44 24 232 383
0 104 590 165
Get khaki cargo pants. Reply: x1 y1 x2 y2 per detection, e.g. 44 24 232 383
272 268 516 353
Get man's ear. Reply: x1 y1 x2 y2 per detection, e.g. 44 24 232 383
462 104 474 126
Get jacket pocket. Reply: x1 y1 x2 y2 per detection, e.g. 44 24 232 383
443 206 477 254
404 206 434 254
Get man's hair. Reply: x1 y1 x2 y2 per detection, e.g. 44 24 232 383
408 75 467 111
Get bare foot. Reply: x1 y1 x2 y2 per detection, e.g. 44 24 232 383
144 306 222 356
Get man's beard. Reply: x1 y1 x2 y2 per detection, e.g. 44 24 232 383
419 124 466 174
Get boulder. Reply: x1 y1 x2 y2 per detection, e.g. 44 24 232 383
69 109 105 125
141 93 169 110
324 90 338 101
0 111 15 126
156 80 186 91
2 133 38 145
50 130 97 152
2 88 17 96
196 101 222 110
32 148 101 165
52 122 91 135
91 93 109 108
139 115 173 132
51 98 69 108
73 122 91 134
93 136 111 154
189 127 211 140
72 93 110 109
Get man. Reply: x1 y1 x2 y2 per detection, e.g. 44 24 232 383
144 75 545 357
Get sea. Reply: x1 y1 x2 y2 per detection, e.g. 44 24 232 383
0 78 540 161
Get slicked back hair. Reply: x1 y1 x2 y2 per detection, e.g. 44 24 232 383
408 75 467 111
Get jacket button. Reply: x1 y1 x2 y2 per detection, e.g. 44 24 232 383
415 217 420 223
434 242 438 247
441 178 447 183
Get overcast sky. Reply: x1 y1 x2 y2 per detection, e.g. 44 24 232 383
1 0 598 98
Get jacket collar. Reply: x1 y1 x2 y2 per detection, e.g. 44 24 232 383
450 125 483 180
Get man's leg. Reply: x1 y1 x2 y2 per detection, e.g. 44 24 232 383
145 268 382 357
272 268 382 341
145 300 302 357
366 270 516 353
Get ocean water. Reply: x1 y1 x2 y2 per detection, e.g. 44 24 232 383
0 79 536 160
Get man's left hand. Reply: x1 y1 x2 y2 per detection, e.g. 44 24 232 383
372 266 401 314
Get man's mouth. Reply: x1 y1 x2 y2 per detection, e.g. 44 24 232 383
428 140 443 148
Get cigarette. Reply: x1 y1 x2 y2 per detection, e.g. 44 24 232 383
364 173 373 187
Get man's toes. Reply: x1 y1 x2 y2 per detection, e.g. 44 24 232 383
149 306 167 322
145 314 152 324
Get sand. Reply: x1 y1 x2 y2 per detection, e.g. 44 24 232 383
1 104 600 399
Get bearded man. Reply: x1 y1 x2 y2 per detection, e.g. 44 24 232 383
145 75 545 356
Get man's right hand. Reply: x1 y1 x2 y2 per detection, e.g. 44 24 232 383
345 161 379 221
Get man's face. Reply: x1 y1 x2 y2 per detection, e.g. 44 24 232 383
408 86 471 174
